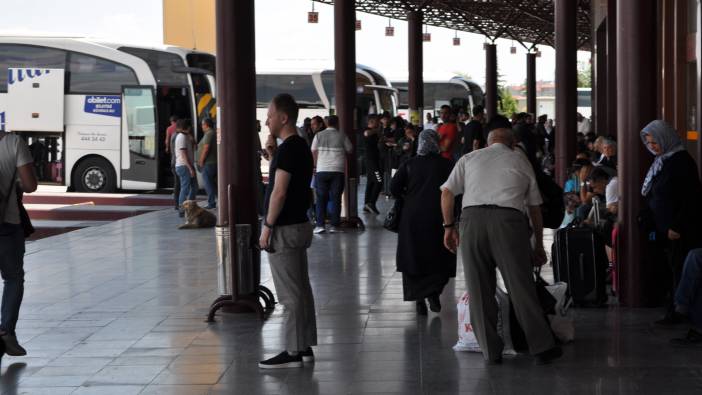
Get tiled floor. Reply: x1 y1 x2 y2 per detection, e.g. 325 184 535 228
2 198 701 394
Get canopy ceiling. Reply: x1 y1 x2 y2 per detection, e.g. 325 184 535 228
313 0 592 50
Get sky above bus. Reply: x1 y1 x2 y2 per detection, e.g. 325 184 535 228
0 0 590 86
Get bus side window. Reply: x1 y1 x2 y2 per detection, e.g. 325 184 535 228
0 44 66 93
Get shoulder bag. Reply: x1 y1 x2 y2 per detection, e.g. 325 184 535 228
383 163 411 233
0 135 34 237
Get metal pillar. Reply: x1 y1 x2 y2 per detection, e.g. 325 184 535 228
526 52 537 116
554 0 578 185
606 0 617 138
660 0 675 122
334 0 364 230
485 43 498 120
617 0 657 307
595 23 608 136
698 0 702 177
209 0 268 321
408 10 423 126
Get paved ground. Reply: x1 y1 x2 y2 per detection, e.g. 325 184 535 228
2 198 701 394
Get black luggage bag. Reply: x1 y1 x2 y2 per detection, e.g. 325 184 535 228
552 224 608 306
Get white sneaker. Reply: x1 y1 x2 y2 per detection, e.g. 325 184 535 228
313 226 326 234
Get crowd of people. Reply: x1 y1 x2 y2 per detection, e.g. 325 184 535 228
253 93 702 368
2 91 701 367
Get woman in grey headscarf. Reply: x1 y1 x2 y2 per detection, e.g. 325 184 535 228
640 120 702 324
390 129 456 315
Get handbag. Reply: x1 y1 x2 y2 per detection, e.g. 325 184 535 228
383 163 410 233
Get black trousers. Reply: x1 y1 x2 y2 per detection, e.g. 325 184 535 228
364 162 383 206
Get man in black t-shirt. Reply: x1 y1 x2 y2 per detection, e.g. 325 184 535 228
461 105 485 155
258 94 317 369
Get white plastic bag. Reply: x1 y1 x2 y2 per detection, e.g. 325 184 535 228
545 282 575 343
453 292 481 352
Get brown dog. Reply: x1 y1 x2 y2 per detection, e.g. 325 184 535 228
179 200 216 229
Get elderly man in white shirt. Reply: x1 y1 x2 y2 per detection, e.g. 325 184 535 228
440 115 561 365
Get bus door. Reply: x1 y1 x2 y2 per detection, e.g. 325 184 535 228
120 86 158 189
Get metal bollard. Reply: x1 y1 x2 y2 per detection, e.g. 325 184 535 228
215 225 232 295
215 224 255 296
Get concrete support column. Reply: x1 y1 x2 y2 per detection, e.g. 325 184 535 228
485 43 498 120
334 0 361 223
617 0 657 307
408 10 424 126
526 52 537 116
554 0 578 185
215 0 257 230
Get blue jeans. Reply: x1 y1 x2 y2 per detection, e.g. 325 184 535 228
176 165 198 207
0 224 25 336
675 248 702 329
315 172 344 227
200 163 217 208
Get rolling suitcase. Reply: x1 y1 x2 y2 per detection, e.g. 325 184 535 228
551 223 608 306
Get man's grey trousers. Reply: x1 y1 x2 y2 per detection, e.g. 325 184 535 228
268 222 318 352
459 207 555 361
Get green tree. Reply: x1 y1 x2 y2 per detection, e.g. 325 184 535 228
577 60 592 88
453 71 473 81
498 87 519 118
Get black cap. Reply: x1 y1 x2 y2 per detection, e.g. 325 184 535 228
486 115 512 132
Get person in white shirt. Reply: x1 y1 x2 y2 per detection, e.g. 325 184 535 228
606 176 619 215
424 112 437 131
440 115 562 365
577 112 592 134
310 115 353 233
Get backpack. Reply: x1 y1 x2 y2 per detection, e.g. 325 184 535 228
537 169 565 229
516 144 565 229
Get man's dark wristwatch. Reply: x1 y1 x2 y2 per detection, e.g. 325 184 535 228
443 223 456 229
263 221 275 229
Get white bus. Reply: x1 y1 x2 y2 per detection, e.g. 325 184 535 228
0 36 216 192
393 76 485 119
256 64 397 136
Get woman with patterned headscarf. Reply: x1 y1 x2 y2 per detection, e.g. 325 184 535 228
640 120 702 324
390 130 456 315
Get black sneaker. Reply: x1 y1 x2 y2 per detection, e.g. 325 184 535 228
300 347 314 362
258 351 302 369
535 346 563 365
670 329 702 347
428 294 442 312
655 312 688 327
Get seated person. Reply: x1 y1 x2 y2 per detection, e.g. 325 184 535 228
560 192 581 228
670 249 702 346
576 167 610 221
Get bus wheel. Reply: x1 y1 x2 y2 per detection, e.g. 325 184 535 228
73 157 116 193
